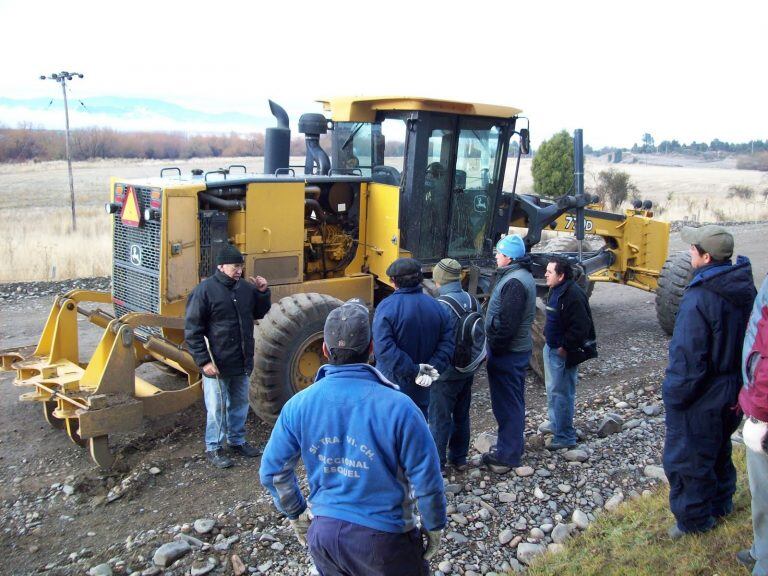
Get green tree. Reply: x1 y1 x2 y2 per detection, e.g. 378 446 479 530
531 130 573 198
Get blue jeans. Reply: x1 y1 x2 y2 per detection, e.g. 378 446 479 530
543 344 578 446
486 348 530 466
203 374 250 451
428 374 473 466
747 446 768 575
308 516 428 576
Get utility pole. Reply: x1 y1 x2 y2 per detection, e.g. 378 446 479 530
40 71 84 232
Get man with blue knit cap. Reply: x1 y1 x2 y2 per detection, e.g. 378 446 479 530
260 299 446 576
482 234 536 473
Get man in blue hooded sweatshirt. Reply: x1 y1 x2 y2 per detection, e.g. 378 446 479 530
663 225 756 539
260 299 446 576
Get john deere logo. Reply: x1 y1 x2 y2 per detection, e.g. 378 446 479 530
474 194 488 213
129 244 143 266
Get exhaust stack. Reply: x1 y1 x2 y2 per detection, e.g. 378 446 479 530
264 100 291 176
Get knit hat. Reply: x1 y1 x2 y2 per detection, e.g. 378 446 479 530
217 243 245 265
323 299 371 357
433 258 462 285
495 234 526 259
680 225 734 260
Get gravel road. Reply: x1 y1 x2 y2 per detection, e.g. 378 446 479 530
0 223 765 576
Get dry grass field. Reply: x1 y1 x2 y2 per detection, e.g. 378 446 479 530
0 156 766 282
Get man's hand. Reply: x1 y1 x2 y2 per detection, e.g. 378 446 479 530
557 347 567 358
421 527 442 560
289 511 312 547
201 362 219 377
744 418 768 455
248 275 269 292
415 364 440 387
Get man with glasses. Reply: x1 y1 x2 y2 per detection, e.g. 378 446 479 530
185 243 271 468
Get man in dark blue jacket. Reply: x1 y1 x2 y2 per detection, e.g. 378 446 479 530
663 225 756 538
373 258 454 419
260 299 446 576
482 234 537 473
185 244 271 468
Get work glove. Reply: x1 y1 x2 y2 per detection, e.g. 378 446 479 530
421 526 442 560
289 510 312 547
415 364 440 387
743 417 768 455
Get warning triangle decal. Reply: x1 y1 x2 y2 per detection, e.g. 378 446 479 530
121 186 142 228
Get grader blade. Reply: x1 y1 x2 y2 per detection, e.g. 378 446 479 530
0 290 203 469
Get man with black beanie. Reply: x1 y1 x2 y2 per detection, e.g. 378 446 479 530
185 243 271 468
372 257 454 419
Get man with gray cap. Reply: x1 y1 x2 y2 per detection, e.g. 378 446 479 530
429 258 484 472
373 257 454 419
260 299 446 576
185 243 271 468
663 225 756 539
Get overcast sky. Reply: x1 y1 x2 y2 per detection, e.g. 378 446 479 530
0 0 764 148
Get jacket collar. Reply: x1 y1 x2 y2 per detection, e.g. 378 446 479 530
214 269 238 288
395 285 423 295
315 363 400 390
438 281 463 296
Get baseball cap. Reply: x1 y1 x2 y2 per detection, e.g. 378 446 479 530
323 298 371 356
495 234 526 259
681 225 734 260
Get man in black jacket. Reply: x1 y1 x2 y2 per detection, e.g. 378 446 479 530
185 244 271 468
542 257 595 450
482 234 537 473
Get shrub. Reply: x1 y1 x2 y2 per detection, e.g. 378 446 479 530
727 185 755 200
531 130 573 198
595 169 638 209
736 152 768 171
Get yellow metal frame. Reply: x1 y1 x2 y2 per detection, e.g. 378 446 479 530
524 208 670 291
320 96 522 122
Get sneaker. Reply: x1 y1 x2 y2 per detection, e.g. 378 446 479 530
450 462 469 472
229 442 262 458
538 421 553 435
736 549 756 570
481 452 514 474
207 448 234 468
546 441 577 451
667 524 686 540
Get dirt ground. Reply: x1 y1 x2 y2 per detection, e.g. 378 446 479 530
0 224 766 575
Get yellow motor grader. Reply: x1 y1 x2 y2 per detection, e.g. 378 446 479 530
0 96 676 468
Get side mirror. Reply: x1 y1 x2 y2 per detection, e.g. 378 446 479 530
519 128 530 155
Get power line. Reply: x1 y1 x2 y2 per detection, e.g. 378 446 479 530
40 70 84 232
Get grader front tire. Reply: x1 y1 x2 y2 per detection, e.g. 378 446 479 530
250 293 343 423
655 250 693 335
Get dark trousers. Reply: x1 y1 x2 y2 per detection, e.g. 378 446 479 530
428 374 473 466
308 516 428 576
486 349 530 466
663 405 741 532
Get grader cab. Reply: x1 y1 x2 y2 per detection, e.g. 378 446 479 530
0 96 675 468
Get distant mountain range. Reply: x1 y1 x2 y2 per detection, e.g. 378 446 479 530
0 96 275 133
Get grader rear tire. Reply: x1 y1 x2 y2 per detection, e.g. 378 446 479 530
250 293 343 423
655 250 693 335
